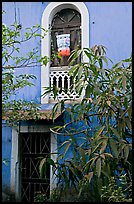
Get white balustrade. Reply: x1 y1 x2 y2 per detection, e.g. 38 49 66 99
49 67 79 101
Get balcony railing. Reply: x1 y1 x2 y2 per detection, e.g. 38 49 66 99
49 66 80 102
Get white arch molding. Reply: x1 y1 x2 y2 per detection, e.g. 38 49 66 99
41 2 89 103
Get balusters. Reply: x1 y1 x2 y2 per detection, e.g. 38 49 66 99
49 70 79 101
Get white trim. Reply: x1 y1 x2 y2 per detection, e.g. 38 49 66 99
10 126 20 201
41 2 89 103
50 133 58 193
19 125 52 133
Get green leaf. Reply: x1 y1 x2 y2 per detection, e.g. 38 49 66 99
124 145 129 162
64 142 72 156
109 139 119 158
122 76 126 90
47 158 55 166
110 127 121 139
112 61 122 69
16 58 21 65
85 84 91 98
94 126 105 140
59 139 71 149
100 140 108 154
122 58 132 62
101 56 109 65
96 158 101 177
33 33 42 38
72 66 79 79
79 147 86 163
125 118 132 132
92 142 103 154
127 106 132 119
101 162 111 177
104 153 113 158
39 158 47 178
78 66 83 80
83 48 95 60
84 157 97 169
25 32 31 40
98 58 103 68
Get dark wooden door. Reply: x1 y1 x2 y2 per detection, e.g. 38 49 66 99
19 132 50 202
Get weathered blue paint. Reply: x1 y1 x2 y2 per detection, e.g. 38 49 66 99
2 121 12 192
85 2 132 62
2 2 132 196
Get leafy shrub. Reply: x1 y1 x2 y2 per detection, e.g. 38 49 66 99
101 174 132 202
40 45 132 202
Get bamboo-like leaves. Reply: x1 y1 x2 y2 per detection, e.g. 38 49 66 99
38 45 131 199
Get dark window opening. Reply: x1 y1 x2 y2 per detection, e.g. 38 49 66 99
64 76 68 93
59 76 62 93
51 8 81 67
53 76 57 87
20 132 50 202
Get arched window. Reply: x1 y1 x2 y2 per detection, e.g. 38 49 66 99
51 8 81 67
41 2 89 103
49 8 82 102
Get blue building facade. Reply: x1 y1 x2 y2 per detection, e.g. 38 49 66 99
2 2 132 202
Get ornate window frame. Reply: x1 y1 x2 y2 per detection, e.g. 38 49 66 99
41 2 89 103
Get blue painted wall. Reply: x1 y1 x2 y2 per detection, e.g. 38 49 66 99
2 2 48 104
2 2 132 192
2 121 12 192
85 2 132 62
